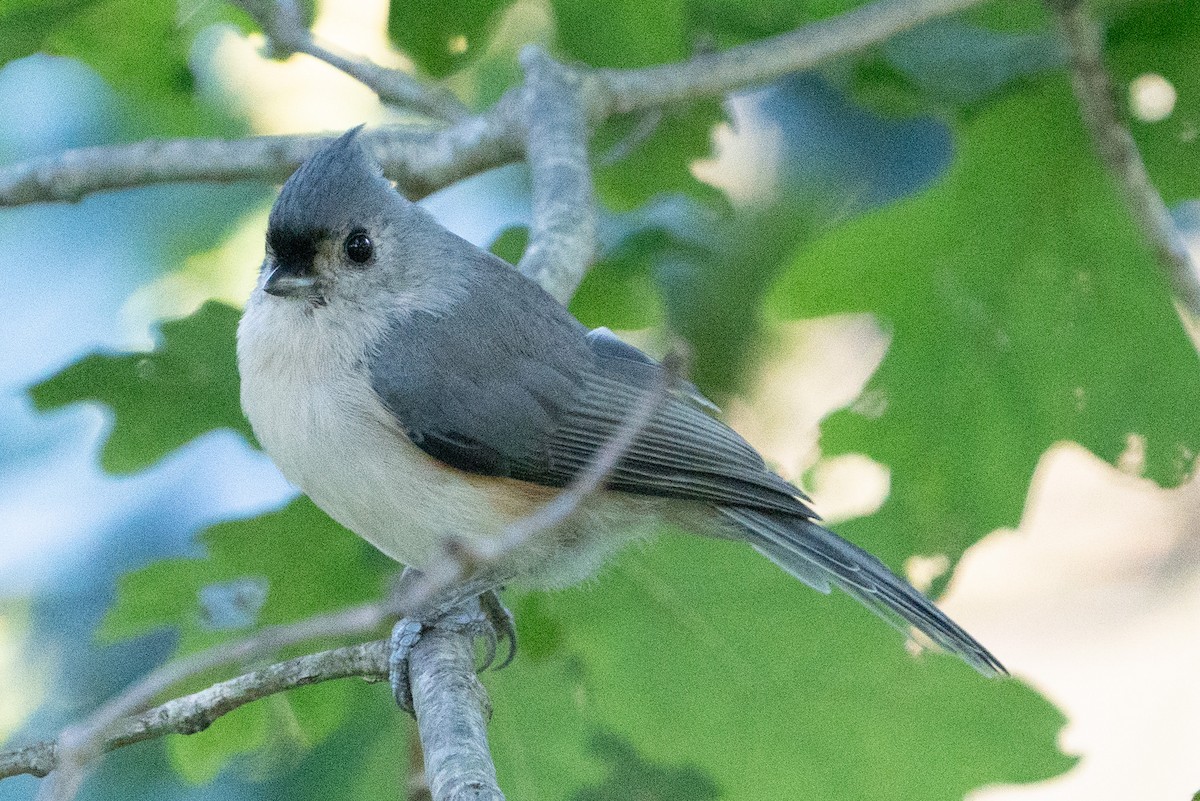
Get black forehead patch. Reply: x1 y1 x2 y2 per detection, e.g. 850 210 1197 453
267 226 322 264
268 126 393 239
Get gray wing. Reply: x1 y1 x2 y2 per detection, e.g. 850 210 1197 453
368 254 814 518
368 254 1004 676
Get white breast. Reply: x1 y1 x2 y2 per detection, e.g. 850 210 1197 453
236 294 511 569
236 291 677 588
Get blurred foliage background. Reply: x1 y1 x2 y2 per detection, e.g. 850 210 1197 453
2 0 1199 799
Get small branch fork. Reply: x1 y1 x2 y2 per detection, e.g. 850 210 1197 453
231 0 471 121
6 0 1192 798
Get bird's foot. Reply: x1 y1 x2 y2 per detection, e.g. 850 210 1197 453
479 588 518 670
388 589 517 713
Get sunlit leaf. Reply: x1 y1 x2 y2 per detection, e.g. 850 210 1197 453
775 75 1200 573
551 0 686 68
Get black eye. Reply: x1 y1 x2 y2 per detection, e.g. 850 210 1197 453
344 231 373 264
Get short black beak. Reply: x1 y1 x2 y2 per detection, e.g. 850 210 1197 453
264 264 318 298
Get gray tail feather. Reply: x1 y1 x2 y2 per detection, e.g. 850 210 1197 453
720 507 1006 678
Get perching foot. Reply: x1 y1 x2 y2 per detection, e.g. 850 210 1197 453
388 617 425 712
479 589 517 671
387 589 518 714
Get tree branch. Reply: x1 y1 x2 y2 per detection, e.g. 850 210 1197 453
0 0 986 208
0 640 390 781
0 122 524 207
591 0 988 115
516 46 597 304
3 598 508 801
232 0 471 121
409 605 504 801
32 601 391 800
1048 0 1200 317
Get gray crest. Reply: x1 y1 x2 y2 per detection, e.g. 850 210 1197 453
268 126 395 240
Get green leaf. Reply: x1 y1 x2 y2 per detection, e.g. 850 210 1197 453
576 195 830 397
102 497 387 647
171 694 271 784
1107 0 1200 205
30 301 252 475
593 101 726 210
0 0 239 135
444 0 545 110
960 0 1052 32
685 0 858 49
570 228 667 332
573 731 721 801
656 197 833 395
487 538 1073 799
386 0 510 78
774 74 1200 569
846 1 1061 117
0 0 103 64
273 683 406 801
488 224 529 264
551 0 687 68
879 20 1064 106
101 496 392 780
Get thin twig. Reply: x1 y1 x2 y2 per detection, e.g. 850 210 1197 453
589 0 988 115
233 0 470 121
1048 0 1200 317
0 0 987 208
34 601 390 799
1 640 390 781
598 107 665 167
300 41 471 121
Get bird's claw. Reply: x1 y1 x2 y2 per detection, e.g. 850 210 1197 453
388 618 424 713
387 590 517 714
480 590 517 670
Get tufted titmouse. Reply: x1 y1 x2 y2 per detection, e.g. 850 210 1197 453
237 128 1004 703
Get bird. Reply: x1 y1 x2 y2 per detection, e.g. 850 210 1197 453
237 127 1005 707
